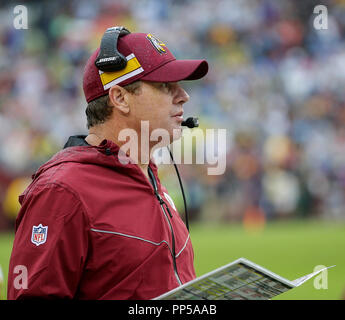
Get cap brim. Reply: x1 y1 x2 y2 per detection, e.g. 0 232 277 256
141 59 208 82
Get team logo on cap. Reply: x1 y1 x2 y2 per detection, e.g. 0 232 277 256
146 34 166 54
31 224 48 246
99 53 144 90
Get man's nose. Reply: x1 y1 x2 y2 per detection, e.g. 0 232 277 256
174 84 190 104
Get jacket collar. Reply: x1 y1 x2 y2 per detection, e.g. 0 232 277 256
63 135 90 148
62 135 159 177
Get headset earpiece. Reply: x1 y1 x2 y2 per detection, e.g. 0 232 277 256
95 26 131 72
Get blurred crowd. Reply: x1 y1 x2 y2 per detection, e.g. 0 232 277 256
1 0 345 230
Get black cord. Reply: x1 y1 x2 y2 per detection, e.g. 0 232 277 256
167 146 190 232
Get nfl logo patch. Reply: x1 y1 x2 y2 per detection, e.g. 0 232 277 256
31 224 48 246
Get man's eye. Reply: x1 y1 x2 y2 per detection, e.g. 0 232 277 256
157 82 173 92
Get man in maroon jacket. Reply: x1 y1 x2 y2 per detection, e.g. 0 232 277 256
7 28 208 299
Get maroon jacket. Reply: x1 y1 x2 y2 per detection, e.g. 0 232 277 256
7 136 195 299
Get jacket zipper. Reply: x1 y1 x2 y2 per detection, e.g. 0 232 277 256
148 166 182 286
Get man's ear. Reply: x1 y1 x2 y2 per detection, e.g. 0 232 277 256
108 85 130 114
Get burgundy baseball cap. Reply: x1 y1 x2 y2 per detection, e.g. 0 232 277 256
83 32 208 103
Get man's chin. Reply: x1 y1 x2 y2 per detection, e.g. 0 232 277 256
147 124 183 147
